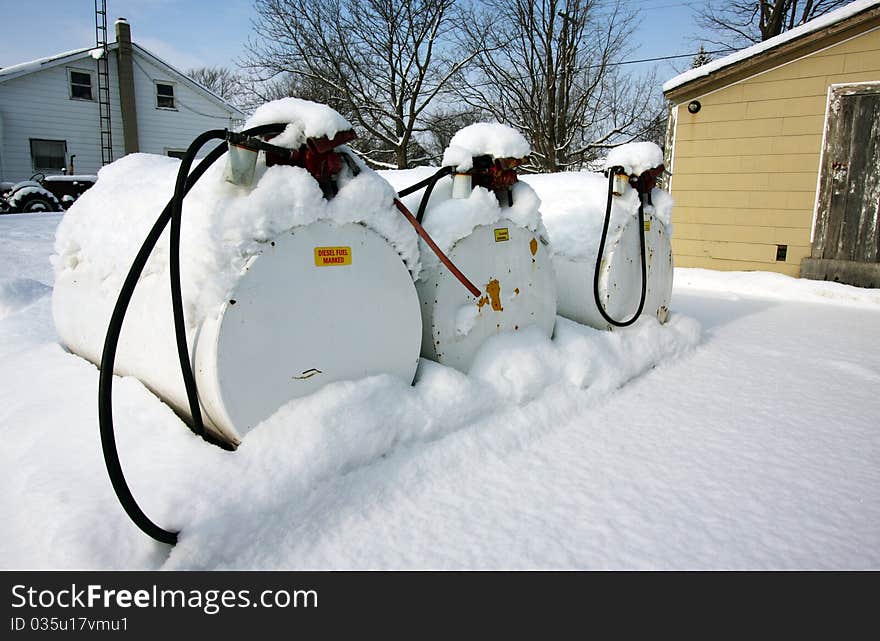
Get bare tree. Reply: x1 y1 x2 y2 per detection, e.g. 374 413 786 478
187 66 247 108
421 107 485 162
455 0 658 172
235 70 345 116
697 0 849 48
243 0 481 168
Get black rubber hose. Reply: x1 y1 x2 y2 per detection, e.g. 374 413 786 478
415 166 453 224
98 124 285 546
397 165 453 198
98 139 226 546
169 124 286 449
592 167 648 328
169 129 227 440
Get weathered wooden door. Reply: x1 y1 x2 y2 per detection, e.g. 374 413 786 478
807 84 880 286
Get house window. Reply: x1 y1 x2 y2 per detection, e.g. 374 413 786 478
69 69 93 101
166 149 186 159
156 82 176 109
30 139 67 172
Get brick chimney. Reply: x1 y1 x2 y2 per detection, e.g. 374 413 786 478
115 17 139 153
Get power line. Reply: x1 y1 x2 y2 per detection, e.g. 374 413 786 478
606 0 700 9
620 0 700 9
457 46 735 92
593 47 734 68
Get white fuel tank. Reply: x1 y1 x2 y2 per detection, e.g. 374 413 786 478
524 168 674 331
54 220 422 446
417 219 557 372
552 210 673 329
402 122 558 371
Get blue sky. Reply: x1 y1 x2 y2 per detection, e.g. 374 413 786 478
1 0 709 83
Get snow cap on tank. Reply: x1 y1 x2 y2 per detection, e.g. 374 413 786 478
604 142 664 176
442 123 531 171
245 97 354 149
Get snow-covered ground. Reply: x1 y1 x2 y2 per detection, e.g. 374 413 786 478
1 207 878 569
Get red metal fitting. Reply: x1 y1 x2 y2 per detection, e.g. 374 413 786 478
264 129 358 197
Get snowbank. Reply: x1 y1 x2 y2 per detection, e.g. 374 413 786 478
521 171 673 262
442 123 531 171
0 278 52 320
1 306 700 568
675 267 880 308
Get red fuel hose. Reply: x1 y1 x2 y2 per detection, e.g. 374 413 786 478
392 197 482 298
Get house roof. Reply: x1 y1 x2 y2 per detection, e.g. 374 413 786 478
0 47 99 81
663 0 880 100
0 42 244 119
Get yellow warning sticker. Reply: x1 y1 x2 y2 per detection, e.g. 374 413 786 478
643 220 652 232
494 228 510 242
314 246 352 266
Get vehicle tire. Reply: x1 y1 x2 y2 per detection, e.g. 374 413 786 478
15 191 61 213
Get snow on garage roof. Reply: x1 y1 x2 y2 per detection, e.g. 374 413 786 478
663 0 880 93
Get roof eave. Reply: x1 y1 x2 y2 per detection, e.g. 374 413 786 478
0 46 115 83
664 5 880 103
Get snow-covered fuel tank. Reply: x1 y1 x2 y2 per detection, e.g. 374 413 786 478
391 124 557 372
52 99 423 447
525 142 673 330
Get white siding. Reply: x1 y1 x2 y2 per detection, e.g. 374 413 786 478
0 47 240 183
130 51 239 156
0 56 124 181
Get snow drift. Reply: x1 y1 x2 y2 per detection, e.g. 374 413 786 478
4 191 880 570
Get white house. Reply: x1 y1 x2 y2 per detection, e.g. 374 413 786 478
0 18 244 182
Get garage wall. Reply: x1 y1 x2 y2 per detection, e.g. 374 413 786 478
668 26 880 276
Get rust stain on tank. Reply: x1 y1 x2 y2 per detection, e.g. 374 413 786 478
530 238 538 255
485 278 503 311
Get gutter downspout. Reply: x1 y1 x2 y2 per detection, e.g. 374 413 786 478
115 17 139 154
